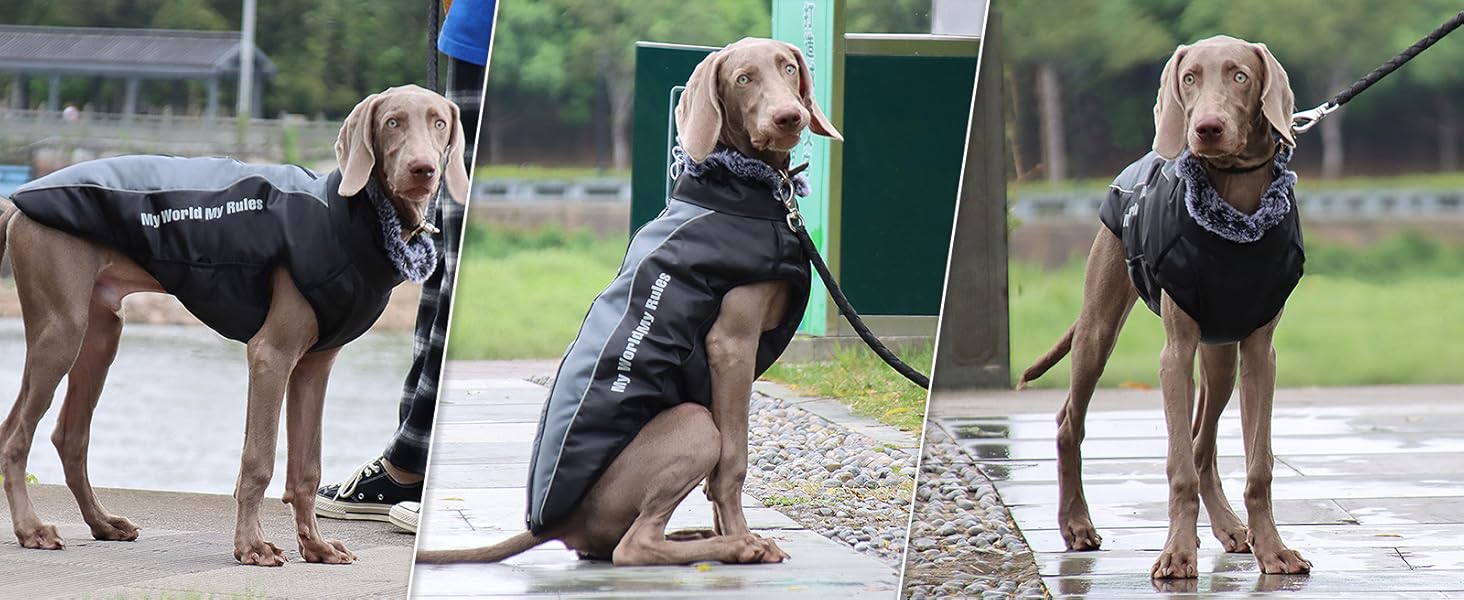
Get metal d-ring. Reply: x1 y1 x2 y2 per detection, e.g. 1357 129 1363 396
778 170 803 232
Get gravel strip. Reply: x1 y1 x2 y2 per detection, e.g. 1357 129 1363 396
743 391 917 565
902 424 1047 599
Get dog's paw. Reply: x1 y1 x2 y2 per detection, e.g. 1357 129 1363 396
1151 542 1200 579
235 539 288 567
1211 521 1250 553
1060 517 1103 551
89 514 141 541
16 523 65 550
300 537 357 565
1256 546 1311 574
726 533 788 564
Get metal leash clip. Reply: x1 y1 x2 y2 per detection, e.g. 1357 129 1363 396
1292 102 1338 135
778 170 803 232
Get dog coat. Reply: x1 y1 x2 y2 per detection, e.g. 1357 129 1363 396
525 147 812 533
10 155 436 351
1099 148 1305 345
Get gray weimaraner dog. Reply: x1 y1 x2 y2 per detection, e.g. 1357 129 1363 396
1020 36 1313 578
0 85 467 566
417 37 841 566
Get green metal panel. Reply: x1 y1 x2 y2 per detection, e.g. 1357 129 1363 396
838 50 976 315
772 0 844 336
630 42 714 231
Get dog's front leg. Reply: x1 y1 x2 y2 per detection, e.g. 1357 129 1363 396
1238 314 1311 574
1152 293 1203 580
234 269 317 567
283 347 357 564
704 281 788 539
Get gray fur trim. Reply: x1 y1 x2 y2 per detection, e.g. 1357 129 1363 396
671 144 811 198
364 179 438 283
1178 145 1296 243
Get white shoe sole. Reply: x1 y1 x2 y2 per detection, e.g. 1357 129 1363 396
315 495 394 522
388 504 419 533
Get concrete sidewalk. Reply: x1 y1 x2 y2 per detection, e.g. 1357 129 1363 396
929 385 1464 598
412 360 901 599
0 484 414 598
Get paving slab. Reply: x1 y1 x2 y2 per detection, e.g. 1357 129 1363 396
0 484 414 599
929 385 1464 596
412 360 901 599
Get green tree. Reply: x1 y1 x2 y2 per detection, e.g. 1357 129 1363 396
998 0 1175 181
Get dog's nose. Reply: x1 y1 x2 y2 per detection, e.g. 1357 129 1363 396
410 159 437 180
1194 118 1224 141
773 108 804 131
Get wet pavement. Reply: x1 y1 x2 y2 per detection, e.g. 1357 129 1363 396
0 317 417 597
0 317 411 497
412 360 902 599
929 385 1464 598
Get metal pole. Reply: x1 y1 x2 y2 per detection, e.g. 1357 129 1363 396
237 0 256 119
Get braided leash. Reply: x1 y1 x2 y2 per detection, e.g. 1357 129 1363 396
1294 10 1464 134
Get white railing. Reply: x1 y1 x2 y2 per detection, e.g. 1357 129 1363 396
0 109 340 163
1013 189 1464 221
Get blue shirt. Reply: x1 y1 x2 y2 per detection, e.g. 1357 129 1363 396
437 0 495 65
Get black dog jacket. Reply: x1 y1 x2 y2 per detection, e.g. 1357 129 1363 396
11 155 422 351
1099 150 1305 345
525 149 812 533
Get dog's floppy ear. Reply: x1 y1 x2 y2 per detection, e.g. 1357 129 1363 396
442 98 471 204
676 50 727 162
1253 42 1295 149
1153 44 1189 160
336 92 382 197
790 42 841 141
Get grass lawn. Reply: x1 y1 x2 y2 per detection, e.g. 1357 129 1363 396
1011 262 1464 389
764 345 933 431
448 222 1464 428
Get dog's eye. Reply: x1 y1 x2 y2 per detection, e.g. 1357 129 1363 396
435 119 447 130
1234 72 1248 83
386 118 399 128
784 64 797 76
1182 73 1195 85
736 74 751 85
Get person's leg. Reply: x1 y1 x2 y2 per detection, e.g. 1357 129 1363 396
316 56 482 523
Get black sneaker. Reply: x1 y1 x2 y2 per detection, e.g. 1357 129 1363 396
315 457 423 521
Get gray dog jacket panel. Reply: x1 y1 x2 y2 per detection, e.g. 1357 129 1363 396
525 162 812 533
11 155 404 350
1099 152 1305 345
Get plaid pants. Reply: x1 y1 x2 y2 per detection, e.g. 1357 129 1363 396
382 57 482 474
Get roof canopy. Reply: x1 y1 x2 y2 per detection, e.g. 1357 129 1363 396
0 25 277 80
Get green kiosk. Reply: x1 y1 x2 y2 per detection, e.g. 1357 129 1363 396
630 0 991 371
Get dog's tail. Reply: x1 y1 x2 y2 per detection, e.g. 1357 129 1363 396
415 530 553 564
1016 322 1075 389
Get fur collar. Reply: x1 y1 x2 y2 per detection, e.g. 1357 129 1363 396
671 144 810 198
1178 145 1297 243
363 179 437 283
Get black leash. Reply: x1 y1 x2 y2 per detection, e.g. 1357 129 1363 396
778 165 931 390
1294 9 1464 134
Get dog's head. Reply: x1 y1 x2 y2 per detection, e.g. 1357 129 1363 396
335 85 469 238
1153 35 1294 161
675 37 842 165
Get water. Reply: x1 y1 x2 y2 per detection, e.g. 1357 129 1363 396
0 318 412 497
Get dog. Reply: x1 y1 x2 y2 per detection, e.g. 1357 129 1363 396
0 84 468 566
1018 36 1313 579
417 37 842 566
